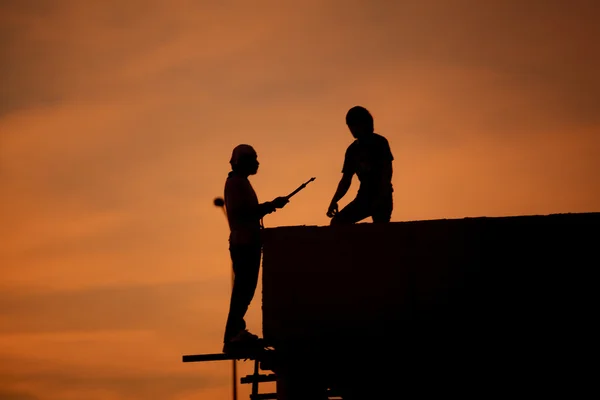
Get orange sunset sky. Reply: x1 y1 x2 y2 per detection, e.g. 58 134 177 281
1 0 598 399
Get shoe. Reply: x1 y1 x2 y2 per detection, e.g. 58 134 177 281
223 329 263 354
234 329 260 342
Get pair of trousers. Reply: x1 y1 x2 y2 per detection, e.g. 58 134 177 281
331 192 393 225
223 243 262 343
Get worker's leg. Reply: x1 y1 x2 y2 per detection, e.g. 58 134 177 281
371 192 393 223
223 243 262 345
330 197 371 225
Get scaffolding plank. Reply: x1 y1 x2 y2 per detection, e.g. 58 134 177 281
182 353 262 362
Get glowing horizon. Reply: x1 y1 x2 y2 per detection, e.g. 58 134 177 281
1 1 598 399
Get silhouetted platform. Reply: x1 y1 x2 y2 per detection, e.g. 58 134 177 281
185 212 599 399
259 212 600 398
182 351 268 363
182 349 284 400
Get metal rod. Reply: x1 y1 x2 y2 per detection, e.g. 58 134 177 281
232 269 237 400
213 198 237 400
285 177 316 200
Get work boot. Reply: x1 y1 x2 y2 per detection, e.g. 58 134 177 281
223 329 263 354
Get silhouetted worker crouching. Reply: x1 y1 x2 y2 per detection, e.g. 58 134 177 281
327 106 394 224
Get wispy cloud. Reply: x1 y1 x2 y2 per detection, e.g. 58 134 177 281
1 0 598 399
0 281 229 336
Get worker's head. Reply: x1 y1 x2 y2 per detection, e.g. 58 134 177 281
346 106 374 139
230 144 259 175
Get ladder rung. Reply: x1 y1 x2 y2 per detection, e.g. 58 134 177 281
241 373 277 384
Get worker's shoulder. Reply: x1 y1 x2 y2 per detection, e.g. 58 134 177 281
348 133 390 151
345 138 360 152
372 132 390 144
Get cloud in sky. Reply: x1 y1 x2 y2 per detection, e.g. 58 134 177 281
0 281 235 400
1 0 598 399
0 350 224 400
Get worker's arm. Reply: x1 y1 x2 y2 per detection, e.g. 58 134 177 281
225 179 286 222
331 173 353 203
327 173 352 218
257 201 277 217
244 198 288 219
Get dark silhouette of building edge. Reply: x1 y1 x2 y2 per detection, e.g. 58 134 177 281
183 212 599 399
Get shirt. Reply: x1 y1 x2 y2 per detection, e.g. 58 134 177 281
224 171 262 245
342 133 394 197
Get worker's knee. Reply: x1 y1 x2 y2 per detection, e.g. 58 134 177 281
330 213 352 225
372 214 391 223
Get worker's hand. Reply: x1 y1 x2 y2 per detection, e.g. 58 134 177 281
272 196 289 209
326 201 338 218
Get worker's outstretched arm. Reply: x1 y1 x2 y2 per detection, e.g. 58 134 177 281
327 173 352 218
257 196 288 217
225 180 288 222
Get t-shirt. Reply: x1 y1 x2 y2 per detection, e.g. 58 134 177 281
224 172 262 245
342 133 394 197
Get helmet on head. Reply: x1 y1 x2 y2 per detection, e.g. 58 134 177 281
229 144 257 166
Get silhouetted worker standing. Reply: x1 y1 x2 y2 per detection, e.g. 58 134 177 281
222 144 289 353
327 106 394 224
